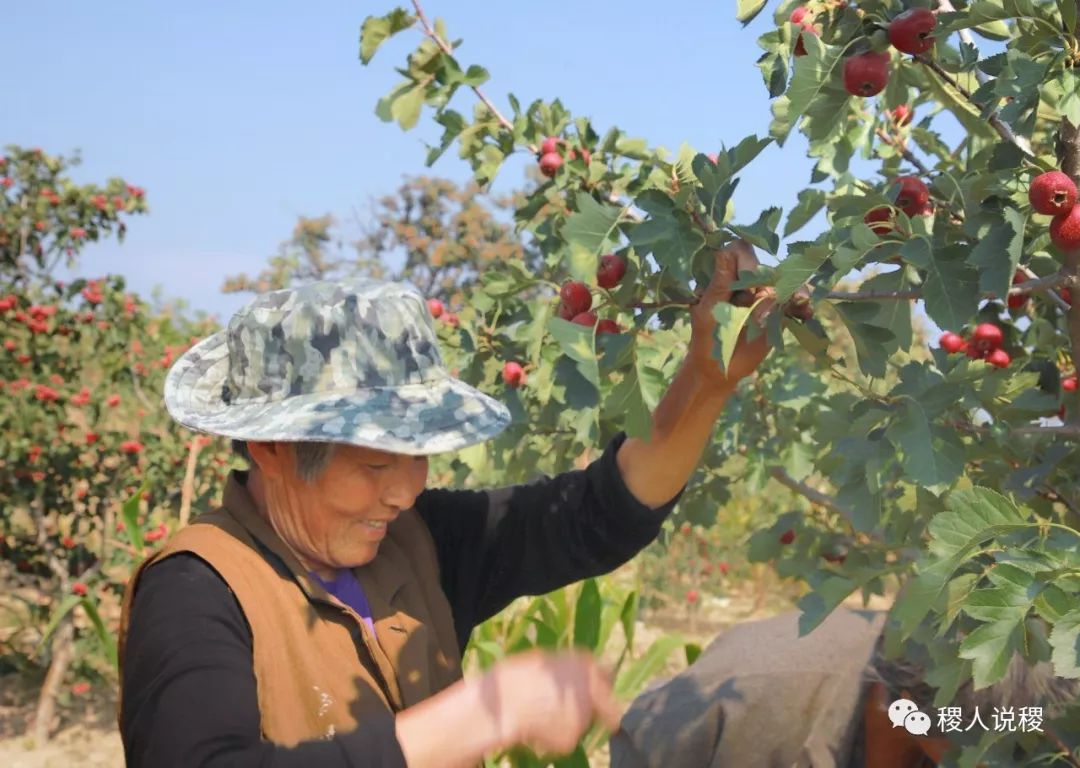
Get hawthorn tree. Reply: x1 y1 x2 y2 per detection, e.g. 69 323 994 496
362 1 1080 763
0 146 232 744
223 175 550 312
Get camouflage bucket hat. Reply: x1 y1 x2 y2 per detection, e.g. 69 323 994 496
163 278 511 456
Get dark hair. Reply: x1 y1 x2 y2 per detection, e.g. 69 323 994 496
231 439 336 484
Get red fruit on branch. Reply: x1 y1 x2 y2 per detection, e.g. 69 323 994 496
121 441 144 454
686 589 700 605
793 21 820 57
540 136 559 155
597 253 627 289
1007 269 1028 310
426 298 444 318
864 206 895 235
843 51 890 97
1062 287 1072 305
502 361 526 388
61 536 76 549
894 176 930 217
70 227 87 239
72 582 88 597
571 311 598 327
1029 170 1077 216
889 7 937 54
107 394 121 407
790 5 809 24
939 332 966 353
1050 206 1080 251
890 104 913 127
972 323 1004 352
71 682 91 696
539 152 563 178
1063 376 1078 392
145 523 168 543
596 319 622 335
718 561 730 576
986 348 1011 368
560 281 592 316
3 340 14 352
86 432 100 445
34 385 60 402
444 312 459 327
779 529 796 545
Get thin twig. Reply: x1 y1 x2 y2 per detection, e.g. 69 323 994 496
914 54 1034 157
874 126 933 176
769 467 846 517
409 1 527 150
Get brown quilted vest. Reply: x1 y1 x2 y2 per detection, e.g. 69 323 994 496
118 471 465 746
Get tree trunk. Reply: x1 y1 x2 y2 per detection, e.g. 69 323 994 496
32 614 75 745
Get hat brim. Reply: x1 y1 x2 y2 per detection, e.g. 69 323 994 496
164 331 512 456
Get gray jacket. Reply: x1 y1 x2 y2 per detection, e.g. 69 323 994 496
610 608 888 768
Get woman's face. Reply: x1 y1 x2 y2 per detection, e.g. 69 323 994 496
248 441 429 575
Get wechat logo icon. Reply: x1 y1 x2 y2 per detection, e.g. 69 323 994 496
889 698 932 736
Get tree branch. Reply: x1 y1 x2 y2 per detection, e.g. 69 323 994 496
410 1 527 150
769 467 846 517
914 53 1034 157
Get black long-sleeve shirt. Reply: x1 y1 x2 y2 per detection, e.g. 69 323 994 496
121 430 686 767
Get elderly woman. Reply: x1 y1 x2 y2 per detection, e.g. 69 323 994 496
117 242 770 768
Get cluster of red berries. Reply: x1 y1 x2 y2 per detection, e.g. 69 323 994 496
938 323 1010 368
425 298 459 327
1030 170 1080 253
864 175 933 233
829 7 937 97
535 136 592 179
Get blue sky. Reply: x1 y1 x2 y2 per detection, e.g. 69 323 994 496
5 1 879 324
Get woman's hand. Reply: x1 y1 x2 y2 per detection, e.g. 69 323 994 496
396 648 623 768
688 239 775 394
489 648 624 756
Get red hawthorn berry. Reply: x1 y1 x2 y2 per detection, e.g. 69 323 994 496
1007 269 1028 310
597 253 627 289
540 136 560 155
501 361 526 388
1050 206 1080 252
972 323 1004 353
894 176 930 217
4 340 15 351
121 440 144 454
890 104 914 127
987 348 1011 368
72 582 88 597
1029 170 1077 216
571 311 598 327
888 7 937 55
70 227 86 239
686 589 700 605
559 281 592 316
71 682 91 696
61 536 76 549
779 529 796 545
596 319 621 335
443 312 459 327
718 561 730 576
842 50 890 97
107 394 121 407
427 298 444 318
1062 376 1077 392
939 332 965 353
539 152 563 177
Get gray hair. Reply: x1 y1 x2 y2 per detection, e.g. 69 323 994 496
231 439 336 484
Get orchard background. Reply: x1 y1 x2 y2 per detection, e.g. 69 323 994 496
4 1 1080 766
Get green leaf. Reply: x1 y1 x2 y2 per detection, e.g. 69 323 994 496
736 0 769 24
1061 0 1078 34
784 189 827 237
729 206 783 255
614 634 688 699
776 246 828 302
834 305 894 378
902 242 980 331
359 9 415 65
36 595 81 657
773 34 848 141
628 190 705 285
797 576 859 635
562 193 625 284
619 590 639 653
716 134 773 178
123 481 148 554
573 578 602 650
1049 609 1080 679
887 400 962 489
710 301 757 375
553 745 590 768
893 488 1034 637
958 619 1023 689
81 597 119 669
968 207 1026 299
608 345 664 442
376 82 426 130
549 318 599 388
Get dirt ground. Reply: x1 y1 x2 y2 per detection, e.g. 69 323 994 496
0 589 891 767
